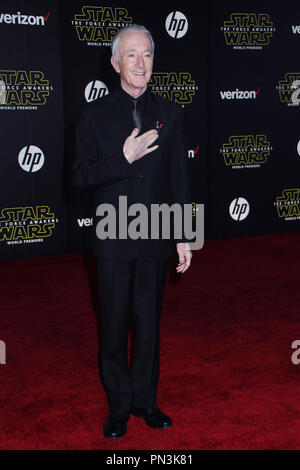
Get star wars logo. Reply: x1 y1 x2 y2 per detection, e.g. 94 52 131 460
71 6 132 46
191 202 199 217
0 70 53 110
274 189 300 221
220 134 272 169
221 13 275 50
276 73 300 106
0 206 58 245
148 73 198 106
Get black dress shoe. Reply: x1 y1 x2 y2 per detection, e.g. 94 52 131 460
103 413 128 439
130 406 172 429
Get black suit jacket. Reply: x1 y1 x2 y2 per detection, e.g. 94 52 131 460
73 87 191 260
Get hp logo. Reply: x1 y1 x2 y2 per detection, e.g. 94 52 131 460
18 145 45 173
165 11 188 39
229 197 250 221
85 80 109 103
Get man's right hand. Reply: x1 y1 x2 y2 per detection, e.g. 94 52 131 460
123 128 159 163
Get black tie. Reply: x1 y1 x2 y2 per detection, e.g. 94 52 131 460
132 99 141 133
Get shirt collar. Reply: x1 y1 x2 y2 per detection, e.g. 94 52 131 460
119 86 148 108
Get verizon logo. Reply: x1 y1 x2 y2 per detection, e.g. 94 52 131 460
0 11 50 26
292 25 300 34
220 88 261 100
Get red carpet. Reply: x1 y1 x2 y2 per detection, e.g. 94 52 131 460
0 232 300 450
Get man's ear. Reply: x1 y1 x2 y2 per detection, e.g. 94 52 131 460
111 56 120 74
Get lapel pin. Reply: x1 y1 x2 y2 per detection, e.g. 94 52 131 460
156 121 164 130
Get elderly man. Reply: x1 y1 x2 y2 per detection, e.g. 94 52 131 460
73 24 192 439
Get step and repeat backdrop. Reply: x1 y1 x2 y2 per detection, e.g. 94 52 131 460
0 0 299 259
206 2 300 239
0 0 66 259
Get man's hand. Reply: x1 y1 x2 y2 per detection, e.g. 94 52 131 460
123 128 159 163
176 243 192 274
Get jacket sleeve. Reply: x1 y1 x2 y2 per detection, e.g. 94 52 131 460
72 106 133 190
169 106 193 243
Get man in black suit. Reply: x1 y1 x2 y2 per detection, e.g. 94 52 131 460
73 24 192 439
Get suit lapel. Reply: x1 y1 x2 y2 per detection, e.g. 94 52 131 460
141 91 159 134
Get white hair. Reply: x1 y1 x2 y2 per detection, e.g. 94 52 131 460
111 24 155 61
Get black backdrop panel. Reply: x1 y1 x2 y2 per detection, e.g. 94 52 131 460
0 0 66 259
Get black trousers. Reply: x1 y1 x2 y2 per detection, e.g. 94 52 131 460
97 256 169 417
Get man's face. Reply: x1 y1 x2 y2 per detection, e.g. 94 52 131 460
111 31 153 98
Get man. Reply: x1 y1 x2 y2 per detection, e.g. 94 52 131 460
73 24 192 439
